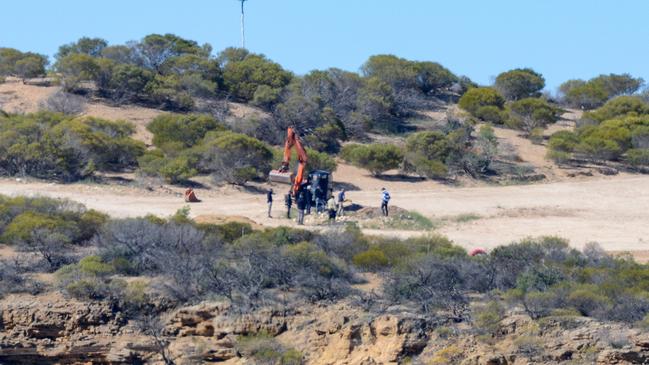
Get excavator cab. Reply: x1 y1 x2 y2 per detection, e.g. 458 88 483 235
304 170 332 202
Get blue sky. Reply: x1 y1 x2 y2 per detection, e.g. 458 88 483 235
1 0 647 90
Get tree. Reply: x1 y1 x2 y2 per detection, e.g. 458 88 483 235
96 61 154 102
341 144 403 176
56 37 108 60
100 45 136 64
222 54 292 101
14 55 47 80
217 47 250 66
56 53 99 91
200 132 273 185
356 77 398 131
413 61 458 94
591 73 644 98
563 82 608 109
361 54 417 91
361 54 457 95
0 48 24 75
134 33 210 71
0 48 47 79
560 74 644 109
495 68 545 100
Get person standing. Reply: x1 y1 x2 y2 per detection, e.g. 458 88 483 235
327 195 337 223
337 189 346 216
381 187 391 217
315 185 324 213
284 191 293 219
296 190 306 225
266 188 274 218
305 185 312 215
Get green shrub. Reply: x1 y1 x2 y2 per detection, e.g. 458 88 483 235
304 123 345 154
474 300 505 336
200 131 273 185
567 285 611 316
55 255 122 300
147 114 224 148
584 96 649 123
56 53 99 91
237 332 303 364
197 221 254 243
361 54 457 95
0 112 144 181
507 97 562 133
548 116 649 163
0 47 47 79
626 148 649 166
459 87 506 121
304 148 337 172
474 105 508 124
341 143 403 176
223 54 292 102
252 84 282 109
403 131 450 179
548 130 579 153
352 249 389 271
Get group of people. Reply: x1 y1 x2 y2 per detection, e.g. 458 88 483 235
267 186 391 224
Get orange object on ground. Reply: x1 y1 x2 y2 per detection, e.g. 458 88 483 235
469 247 487 256
184 188 201 203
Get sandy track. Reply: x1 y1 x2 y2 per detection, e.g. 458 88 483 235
1 169 648 253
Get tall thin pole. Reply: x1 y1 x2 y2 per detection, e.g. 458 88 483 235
240 0 246 49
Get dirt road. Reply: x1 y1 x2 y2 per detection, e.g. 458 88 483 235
1 166 648 253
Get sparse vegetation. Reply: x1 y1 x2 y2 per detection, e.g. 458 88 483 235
0 112 145 181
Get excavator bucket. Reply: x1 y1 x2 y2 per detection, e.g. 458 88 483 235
269 169 293 184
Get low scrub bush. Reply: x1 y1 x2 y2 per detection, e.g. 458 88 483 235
548 115 649 163
237 332 303 365
506 97 562 134
0 112 145 181
340 143 403 176
352 249 389 271
459 87 506 124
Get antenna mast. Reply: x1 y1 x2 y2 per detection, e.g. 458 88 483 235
240 0 248 48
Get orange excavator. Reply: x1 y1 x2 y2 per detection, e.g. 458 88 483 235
269 127 308 195
269 127 332 198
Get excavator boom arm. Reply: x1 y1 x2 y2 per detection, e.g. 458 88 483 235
270 127 308 195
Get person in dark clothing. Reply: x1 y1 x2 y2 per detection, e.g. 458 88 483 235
284 191 292 219
296 190 306 225
315 185 324 213
266 188 274 218
381 187 391 217
304 186 312 215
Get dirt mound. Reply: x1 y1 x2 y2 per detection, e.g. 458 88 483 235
354 205 410 219
193 214 263 229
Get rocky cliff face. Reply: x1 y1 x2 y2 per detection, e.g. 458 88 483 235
1 293 649 364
